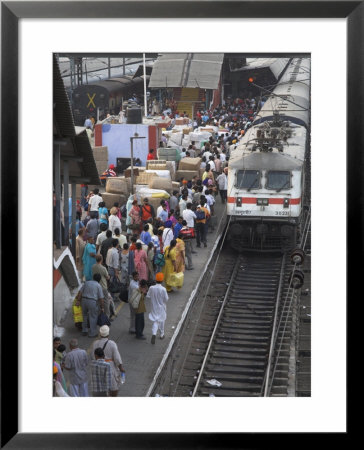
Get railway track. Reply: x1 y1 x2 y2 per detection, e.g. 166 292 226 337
150 244 301 397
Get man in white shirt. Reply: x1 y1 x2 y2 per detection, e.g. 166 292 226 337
178 194 188 216
106 239 120 277
182 203 197 228
147 272 169 343
162 221 174 251
88 188 103 219
96 223 108 253
208 157 216 172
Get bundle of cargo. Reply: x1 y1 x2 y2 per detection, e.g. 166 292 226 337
172 181 180 192
199 128 216 134
105 177 129 195
94 160 108 175
146 169 171 179
146 160 167 170
168 132 183 147
175 170 199 182
135 187 170 211
157 147 182 162
92 146 109 176
175 118 184 125
189 131 212 141
101 192 127 210
124 167 140 178
135 172 157 185
165 161 176 181
178 157 201 172
149 177 173 194
199 125 219 133
182 136 191 148
92 146 108 161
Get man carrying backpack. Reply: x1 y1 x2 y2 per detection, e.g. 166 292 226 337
195 204 210 248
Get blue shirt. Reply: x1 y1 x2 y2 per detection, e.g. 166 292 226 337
174 223 183 239
140 231 151 245
158 209 168 223
99 207 108 225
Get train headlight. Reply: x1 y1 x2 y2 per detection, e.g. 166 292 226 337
257 198 269 206
236 197 242 207
283 198 290 208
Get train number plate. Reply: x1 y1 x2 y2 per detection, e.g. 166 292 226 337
275 211 290 216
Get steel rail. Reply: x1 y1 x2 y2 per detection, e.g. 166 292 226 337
191 255 241 397
262 253 286 396
170 213 232 396
266 258 297 395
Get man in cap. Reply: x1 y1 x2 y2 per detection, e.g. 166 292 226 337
147 272 169 344
100 164 117 184
92 325 125 397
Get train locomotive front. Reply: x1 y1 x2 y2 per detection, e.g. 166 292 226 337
226 58 310 250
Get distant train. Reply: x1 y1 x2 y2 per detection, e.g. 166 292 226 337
226 57 311 250
71 75 149 126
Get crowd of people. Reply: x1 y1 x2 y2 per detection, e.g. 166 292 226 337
53 98 260 397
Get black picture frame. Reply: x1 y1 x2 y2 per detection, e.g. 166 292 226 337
1 1 356 448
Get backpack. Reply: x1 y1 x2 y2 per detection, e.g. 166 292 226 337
195 209 206 220
154 252 165 267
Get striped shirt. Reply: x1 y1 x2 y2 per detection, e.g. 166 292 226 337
91 359 112 394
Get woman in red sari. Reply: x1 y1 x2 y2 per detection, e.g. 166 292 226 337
133 242 149 281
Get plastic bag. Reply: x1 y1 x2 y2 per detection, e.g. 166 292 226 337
168 272 184 288
72 301 83 323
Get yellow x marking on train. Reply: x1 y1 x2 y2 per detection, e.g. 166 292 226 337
87 93 96 108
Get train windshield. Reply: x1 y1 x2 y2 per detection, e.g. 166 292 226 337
266 171 291 191
236 170 260 190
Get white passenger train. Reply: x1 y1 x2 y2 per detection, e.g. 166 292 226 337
226 57 310 249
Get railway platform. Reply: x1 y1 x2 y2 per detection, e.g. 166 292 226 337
58 197 227 397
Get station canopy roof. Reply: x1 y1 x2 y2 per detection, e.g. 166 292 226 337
149 53 224 89
58 55 157 86
53 55 100 185
236 58 290 80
